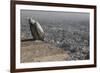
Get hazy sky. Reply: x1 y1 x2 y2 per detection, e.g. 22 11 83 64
21 10 89 25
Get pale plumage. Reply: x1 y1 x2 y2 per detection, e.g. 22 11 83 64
29 18 44 41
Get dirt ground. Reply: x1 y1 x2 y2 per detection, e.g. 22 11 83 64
21 41 70 63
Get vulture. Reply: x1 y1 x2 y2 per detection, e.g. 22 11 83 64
29 18 44 41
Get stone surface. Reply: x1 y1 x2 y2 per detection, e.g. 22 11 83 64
21 41 70 63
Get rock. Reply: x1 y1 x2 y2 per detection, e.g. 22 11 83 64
21 41 70 63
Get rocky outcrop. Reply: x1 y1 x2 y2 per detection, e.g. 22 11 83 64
21 41 70 63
